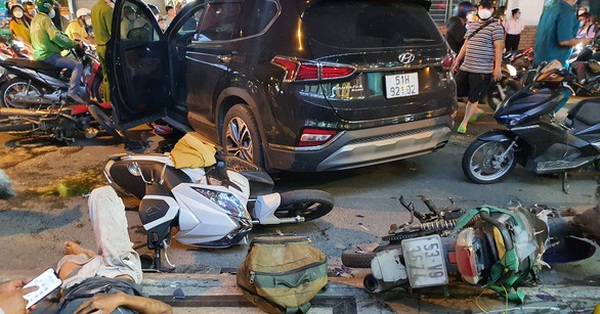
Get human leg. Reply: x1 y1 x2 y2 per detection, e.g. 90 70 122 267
97 46 110 102
43 54 84 102
88 186 142 283
457 73 491 132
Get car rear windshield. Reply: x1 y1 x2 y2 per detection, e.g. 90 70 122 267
302 0 443 49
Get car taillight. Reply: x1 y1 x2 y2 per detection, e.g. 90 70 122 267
272 56 356 82
442 54 454 70
298 128 338 147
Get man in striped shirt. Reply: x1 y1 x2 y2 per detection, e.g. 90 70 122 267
453 0 504 134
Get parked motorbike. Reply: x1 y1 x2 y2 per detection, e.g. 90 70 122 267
343 196 571 303
103 152 335 270
0 35 32 60
487 48 534 110
462 60 600 191
0 42 103 109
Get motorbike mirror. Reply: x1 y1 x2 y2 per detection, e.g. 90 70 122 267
128 161 153 184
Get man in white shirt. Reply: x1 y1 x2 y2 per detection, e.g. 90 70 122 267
503 8 525 51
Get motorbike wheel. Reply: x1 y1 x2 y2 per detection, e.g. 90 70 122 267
462 139 516 184
0 78 43 109
91 76 104 103
275 189 334 222
486 79 521 111
341 243 402 268
341 249 376 268
87 102 126 142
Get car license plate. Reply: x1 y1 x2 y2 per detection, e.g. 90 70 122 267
401 235 448 288
385 73 419 99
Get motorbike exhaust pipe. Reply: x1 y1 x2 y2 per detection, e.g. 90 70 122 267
0 107 54 117
363 273 407 293
10 95 55 106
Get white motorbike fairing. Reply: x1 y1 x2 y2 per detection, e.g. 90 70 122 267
172 183 253 248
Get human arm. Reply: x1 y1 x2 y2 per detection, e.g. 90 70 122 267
493 39 503 80
559 37 592 47
453 38 468 72
104 7 113 37
74 292 173 314
44 16 77 49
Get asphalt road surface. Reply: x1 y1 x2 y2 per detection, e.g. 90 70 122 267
0 100 597 274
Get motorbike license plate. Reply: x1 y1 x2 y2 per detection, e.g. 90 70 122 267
385 73 419 99
401 235 448 288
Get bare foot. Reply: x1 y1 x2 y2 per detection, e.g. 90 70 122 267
64 241 96 258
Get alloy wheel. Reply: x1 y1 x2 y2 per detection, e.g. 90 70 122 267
225 117 254 163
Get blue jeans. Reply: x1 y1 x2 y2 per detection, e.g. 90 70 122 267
43 54 83 97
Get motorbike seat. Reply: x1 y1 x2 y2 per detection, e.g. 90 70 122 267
567 97 600 131
4 58 61 72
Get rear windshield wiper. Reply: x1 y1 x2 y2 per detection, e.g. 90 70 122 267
402 38 436 44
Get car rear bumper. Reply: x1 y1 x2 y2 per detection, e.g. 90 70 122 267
266 114 453 172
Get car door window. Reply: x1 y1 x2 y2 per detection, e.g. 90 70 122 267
192 3 242 43
120 1 160 41
238 0 278 38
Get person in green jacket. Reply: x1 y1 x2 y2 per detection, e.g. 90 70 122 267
30 0 85 103
91 0 113 102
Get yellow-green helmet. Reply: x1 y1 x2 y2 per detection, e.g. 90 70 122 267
35 0 53 14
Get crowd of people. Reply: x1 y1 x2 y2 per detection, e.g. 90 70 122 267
0 0 185 104
446 0 595 133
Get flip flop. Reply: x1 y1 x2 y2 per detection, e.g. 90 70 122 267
469 110 484 123
457 125 467 134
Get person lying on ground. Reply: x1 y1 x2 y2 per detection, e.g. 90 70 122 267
54 185 172 314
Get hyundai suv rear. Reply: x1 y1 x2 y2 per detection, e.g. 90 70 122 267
107 0 457 171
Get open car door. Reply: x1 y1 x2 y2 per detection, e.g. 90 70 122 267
106 0 169 130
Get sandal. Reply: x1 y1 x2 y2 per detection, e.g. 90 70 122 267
469 110 484 123
457 125 467 134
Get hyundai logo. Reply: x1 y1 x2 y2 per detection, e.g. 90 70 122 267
398 52 416 65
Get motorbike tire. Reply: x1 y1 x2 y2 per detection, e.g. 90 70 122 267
91 76 104 103
275 189 334 222
462 139 516 184
0 78 43 109
341 249 376 268
486 79 521 111
87 102 126 142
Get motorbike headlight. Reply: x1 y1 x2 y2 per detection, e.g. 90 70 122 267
193 187 250 219
506 64 518 78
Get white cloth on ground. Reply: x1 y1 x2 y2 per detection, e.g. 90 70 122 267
57 186 142 289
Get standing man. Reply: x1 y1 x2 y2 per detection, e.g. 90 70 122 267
446 1 474 54
30 0 85 103
504 8 524 51
91 0 112 102
453 0 504 134
534 0 591 67
165 5 175 28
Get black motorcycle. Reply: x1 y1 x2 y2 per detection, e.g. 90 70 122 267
462 60 600 190
486 48 533 110
0 43 103 109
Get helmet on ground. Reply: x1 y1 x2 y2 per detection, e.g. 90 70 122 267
76 7 91 18
35 0 53 14
478 0 497 8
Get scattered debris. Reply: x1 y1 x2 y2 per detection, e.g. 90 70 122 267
327 265 354 278
536 293 557 302
172 288 185 300
31 169 105 197
356 214 364 218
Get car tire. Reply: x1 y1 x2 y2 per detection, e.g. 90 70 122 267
221 104 264 168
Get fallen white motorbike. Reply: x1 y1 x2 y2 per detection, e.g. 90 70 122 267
103 153 334 270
